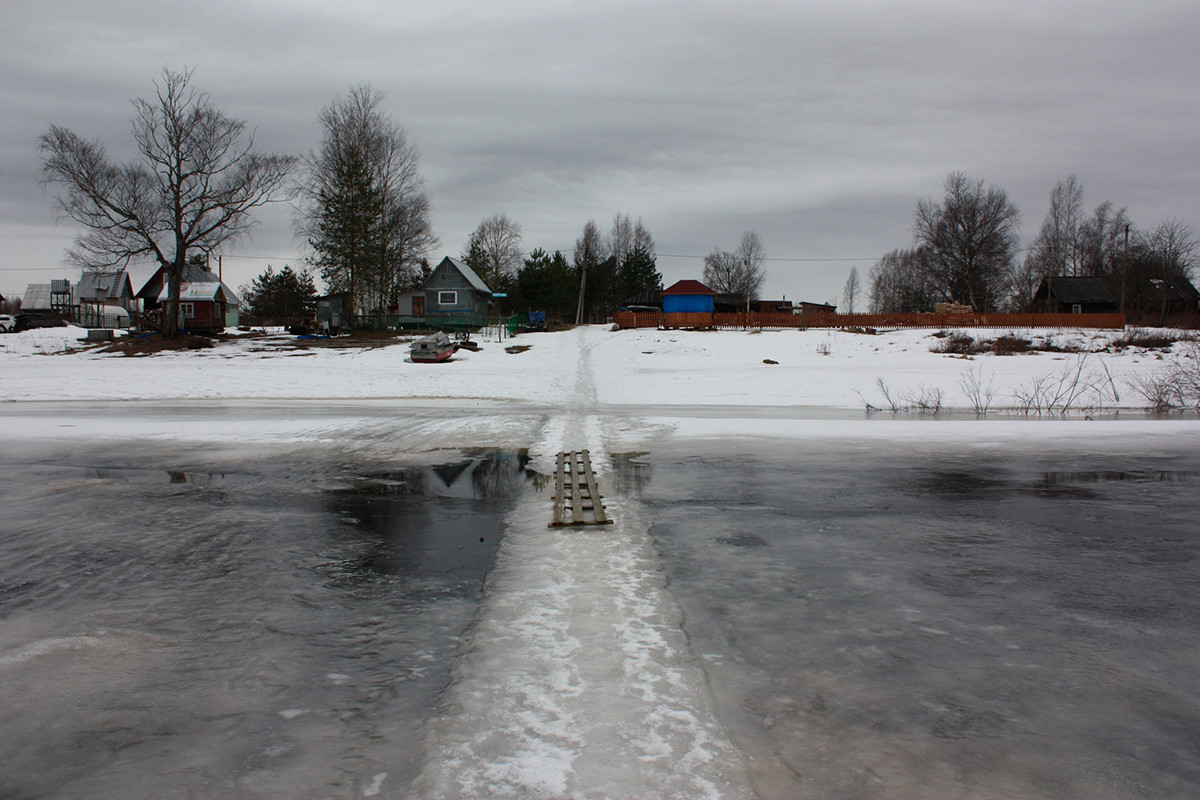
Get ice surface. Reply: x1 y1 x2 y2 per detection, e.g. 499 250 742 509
3 323 1199 798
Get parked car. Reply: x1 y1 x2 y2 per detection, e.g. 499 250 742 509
0 314 22 333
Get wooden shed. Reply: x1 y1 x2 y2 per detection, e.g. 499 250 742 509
660 280 716 327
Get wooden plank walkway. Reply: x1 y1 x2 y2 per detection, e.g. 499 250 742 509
550 450 614 528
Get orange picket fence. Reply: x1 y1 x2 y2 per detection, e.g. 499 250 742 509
612 310 1126 331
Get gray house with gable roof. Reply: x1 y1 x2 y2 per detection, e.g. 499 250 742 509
422 257 492 327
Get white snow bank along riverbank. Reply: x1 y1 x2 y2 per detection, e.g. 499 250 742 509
0 324 1193 412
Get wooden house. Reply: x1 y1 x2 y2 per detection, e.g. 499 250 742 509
1031 276 1117 314
157 281 240 332
795 301 837 319
423 257 492 327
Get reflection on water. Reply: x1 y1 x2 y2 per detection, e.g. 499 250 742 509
610 451 653 495
332 448 541 500
323 449 536 593
0 443 532 800
1040 469 1198 485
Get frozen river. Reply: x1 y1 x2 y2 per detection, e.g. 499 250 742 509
1 401 1198 798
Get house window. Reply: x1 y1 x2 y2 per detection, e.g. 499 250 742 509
438 290 458 306
180 302 195 319
1072 304 1082 314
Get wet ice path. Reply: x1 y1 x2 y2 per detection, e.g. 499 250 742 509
414 327 754 798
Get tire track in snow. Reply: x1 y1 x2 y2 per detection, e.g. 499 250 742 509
413 326 753 798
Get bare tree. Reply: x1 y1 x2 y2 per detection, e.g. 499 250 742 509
868 248 937 313
734 230 767 306
1146 217 1197 280
843 266 860 313
607 212 634 267
300 84 436 316
1078 201 1131 278
913 172 1020 311
701 231 766 313
574 219 604 324
40 67 295 336
702 248 742 294
606 212 656 266
463 212 523 290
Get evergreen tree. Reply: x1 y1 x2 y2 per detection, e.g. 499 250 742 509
518 248 577 320
244 265 318 321
618 245 662 301
310 150 386 313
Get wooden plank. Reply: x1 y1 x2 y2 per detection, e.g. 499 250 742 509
579 450 610 525
552 451 567 527
569 452 582 525
549 450 614 528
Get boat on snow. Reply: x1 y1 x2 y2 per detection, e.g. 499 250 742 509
410 331 456 362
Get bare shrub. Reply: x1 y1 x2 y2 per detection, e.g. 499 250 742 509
874 376 902 412
1130 342 1200 410
901 385 944 414
1111 328 1181 351
862 376 944 414
931 332 979 355
959 365 997 413
991 333 1032 355
1011 354 1120 415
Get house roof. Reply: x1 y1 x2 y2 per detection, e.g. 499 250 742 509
138 263 227 298
158 281 241 304
125 263 162 296
1165 277 1200 302
78 270 132 301
438 257 491 294
1042 276 1115 305
663 279 716 295
22 283 74 311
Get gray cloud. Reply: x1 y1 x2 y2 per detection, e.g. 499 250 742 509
3 0 1197 303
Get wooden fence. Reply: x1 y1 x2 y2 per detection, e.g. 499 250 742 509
612 310 1127 331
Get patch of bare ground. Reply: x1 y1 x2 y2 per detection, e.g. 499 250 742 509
98 333 216 356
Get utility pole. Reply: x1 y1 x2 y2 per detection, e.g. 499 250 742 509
575 265 587 326
1120 223 1130 315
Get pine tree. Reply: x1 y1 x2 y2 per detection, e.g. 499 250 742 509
310 151 385 316
618 245 662 301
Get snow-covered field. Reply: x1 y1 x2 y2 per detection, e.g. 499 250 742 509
0 322 1192 410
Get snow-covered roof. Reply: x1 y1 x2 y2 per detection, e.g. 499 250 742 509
158 281 241 304
441 257 491 294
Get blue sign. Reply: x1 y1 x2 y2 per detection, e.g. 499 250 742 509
492 293 508 298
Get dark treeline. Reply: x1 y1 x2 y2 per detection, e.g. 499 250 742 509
869 172 1197 323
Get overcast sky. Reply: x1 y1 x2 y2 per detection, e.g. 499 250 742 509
2 0 1197 304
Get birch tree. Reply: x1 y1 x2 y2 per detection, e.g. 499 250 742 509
300 85 436 316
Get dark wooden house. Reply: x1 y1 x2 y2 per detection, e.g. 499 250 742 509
1031 276 1117 314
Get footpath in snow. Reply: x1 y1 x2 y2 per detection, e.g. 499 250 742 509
413 327 753 798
